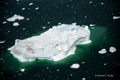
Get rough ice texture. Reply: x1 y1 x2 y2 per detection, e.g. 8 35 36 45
7 14 24 22
70 63 80 69
98 48 107 54
8 23 91 62
109 47 116 53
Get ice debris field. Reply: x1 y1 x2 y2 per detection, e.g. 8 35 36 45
8 23 91 62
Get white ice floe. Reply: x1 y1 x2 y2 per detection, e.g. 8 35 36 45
13 22 19 26
7 14 24 22
113 16 120 20
70 63 80 69
0 40 5 44
20 68 25 72
109 47 116 53
8 23 91 62
98 48 107 54
29 3 33 6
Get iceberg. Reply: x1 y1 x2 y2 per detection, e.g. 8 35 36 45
8 23 91 62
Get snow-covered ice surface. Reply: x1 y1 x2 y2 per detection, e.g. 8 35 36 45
98 48 107 54
70 63 80 69
8 23 91 62
7 14 24 22
109 47 116 53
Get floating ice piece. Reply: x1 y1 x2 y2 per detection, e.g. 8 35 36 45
89 24 95 26
7 14 24 22
113 16 120 20
98 48 107 54
3 21 7 24
13 22 19 26
42 26 46 29
109 47 116 53
35 7 39 10
82 78 86 80
22 8 25 10
0 40 5 44
29 3 33 6
70 63 80 69
20 68 25 72
8 23 91 62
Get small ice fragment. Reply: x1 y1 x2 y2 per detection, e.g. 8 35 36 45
58 23 61 25
92 27 95 29
20 69 25 72
3 21 7 24
7 14 24 22
35 7 39 10
89 1 92 3
81 62 85 64
113 16 120 20
0 40 5 44
89 24 95 26
42 26 46 29
26 18 30 20
47 22 51 24
13 22 19 26
104 63 107 66
70 63 80 69
101 3 104 5
22 8 25 10
98 48 107 54
82 78 86 80
29 3 33 6
16 0 19 1
109 47 116 53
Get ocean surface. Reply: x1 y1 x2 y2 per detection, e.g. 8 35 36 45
0 0 120 80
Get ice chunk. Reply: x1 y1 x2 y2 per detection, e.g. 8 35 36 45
35 7 39 10
7 14 24 22
70 63 80 69
22 8 25 10
13 22 19 26
0 40 5 44
29 3 33 6
8 23 91 62
109 47 116 53
98 48 107 54
82 78 86 80
20 68 25 72
89 24 95 26
113 16 120 20
3 21 7 24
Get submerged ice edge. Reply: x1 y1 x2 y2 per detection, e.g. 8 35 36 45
8 23 91 62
